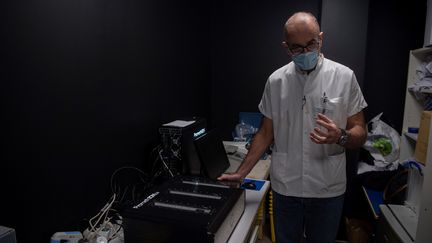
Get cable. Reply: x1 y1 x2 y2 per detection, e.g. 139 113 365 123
158 148 174 178
84 165 152 242
149 144 162 178
110 166 149 195
84 194 117 241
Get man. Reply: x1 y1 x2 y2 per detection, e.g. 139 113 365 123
218 12 368 243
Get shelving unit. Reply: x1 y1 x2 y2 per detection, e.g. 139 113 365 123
382 47 432 242
400 47 432 162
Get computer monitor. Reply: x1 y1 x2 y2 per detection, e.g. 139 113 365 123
193 130 230 180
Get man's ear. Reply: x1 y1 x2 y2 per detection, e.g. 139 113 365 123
281 41 289 48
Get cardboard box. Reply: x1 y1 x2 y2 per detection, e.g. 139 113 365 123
414 111 432 165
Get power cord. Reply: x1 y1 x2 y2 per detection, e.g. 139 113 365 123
149 144 178 182
158 148 174 178
110 166 150 199
83 166 152 243
83 194 122 243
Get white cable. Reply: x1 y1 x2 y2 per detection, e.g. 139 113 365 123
108 215 123 240
158 149 174 178
86 194 117 240
86 166 150 241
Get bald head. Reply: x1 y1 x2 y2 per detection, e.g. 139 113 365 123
283 12 321 45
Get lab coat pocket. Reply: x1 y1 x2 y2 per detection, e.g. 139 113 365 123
325 144 345 157
313 96 344 126
324 152 346 189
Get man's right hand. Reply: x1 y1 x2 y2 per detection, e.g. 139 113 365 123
217 172 244 182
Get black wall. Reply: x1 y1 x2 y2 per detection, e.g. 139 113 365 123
1 1 321 241
363 0 427 132
321 0 369 88
0 0 210 242
0 0 428 242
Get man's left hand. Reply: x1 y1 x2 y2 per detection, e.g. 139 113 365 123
309 113 341 144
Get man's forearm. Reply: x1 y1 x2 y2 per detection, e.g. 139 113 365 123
217 117 274 182
236 131 273 179
345 124 367 149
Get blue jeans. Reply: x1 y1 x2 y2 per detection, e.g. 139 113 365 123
273 191 344 243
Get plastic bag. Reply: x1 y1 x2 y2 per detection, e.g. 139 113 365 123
363 113 400 164
234 122 257 142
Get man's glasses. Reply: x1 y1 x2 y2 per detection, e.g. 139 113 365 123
287 40 320 56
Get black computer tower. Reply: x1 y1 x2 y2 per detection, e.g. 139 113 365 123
159 117 206 176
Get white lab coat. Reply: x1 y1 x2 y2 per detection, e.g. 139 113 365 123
259 55 367 198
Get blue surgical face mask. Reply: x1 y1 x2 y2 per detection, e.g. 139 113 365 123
292 50 319 71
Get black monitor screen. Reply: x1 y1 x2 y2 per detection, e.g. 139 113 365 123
193 130 230 180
